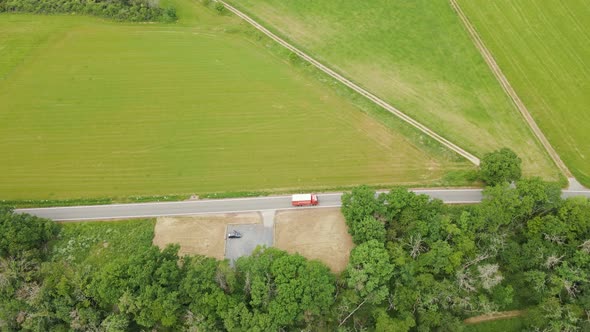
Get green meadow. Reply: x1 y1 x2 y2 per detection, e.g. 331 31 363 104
228 0 560 180
0 3 471 200
458 0 590 186
51 219 155 265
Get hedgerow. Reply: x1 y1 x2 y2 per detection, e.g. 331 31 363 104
0 0 177 22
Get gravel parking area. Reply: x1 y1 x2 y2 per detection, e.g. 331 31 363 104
225 223 273 264
153 213 260 259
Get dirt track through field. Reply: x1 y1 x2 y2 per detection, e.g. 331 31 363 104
449 0 571 177
219 0 480 166
464 310 524 324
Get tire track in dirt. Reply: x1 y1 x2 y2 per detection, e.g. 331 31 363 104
449 0 571 177
218 0 481 166
464 310 524 324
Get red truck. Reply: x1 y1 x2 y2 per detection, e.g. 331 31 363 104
291 194 319 207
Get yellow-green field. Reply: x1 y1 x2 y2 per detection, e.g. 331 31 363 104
0 3 471 200
458 0 590 186
227 0 560 180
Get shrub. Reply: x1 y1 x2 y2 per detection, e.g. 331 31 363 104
214 2 225 14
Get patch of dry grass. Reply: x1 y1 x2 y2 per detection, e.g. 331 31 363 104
153 213 260 259
274 208 353 273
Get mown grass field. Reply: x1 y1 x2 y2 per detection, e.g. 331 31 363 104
0 2 473 200
458 0 590 186
227 0 560 180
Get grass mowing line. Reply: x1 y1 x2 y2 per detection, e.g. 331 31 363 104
449 0 570 177
218 0 480 166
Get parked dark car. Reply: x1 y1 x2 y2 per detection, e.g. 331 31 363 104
227 230 242 239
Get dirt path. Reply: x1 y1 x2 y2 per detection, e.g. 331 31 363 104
219 0 480 166
464 310 524 324
449 0 571 177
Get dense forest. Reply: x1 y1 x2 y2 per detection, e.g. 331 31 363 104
0 0 177 22
1 150 589 331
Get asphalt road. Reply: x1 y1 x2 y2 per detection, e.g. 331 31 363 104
15 188 589 221
15 189 481 221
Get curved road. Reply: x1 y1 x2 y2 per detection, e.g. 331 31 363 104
15 189 590 221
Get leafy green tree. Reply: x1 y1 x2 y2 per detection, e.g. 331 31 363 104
380 189 445 240
373 308 415 332
516 177 562 219
101 314 129 332
226 247 335 331
378 187 418 222
556 196 590 240
0 254 44 330
346 240 393 304
0 208 59 259
526 297 582 331
341 185 381 225
349 216 386 245
418 240 462 276
511 194 590 330
180 256 229 331
480 148 522 186
89 244 184 329
476 178 559 232
477 183 522 230
337 240 393 327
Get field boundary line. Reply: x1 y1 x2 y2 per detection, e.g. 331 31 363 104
218 0 480 166
449 0 570 176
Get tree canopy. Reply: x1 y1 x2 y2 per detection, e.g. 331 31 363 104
0 210 337 331
339 178 589 331
0 207 58 259
480 148 522 185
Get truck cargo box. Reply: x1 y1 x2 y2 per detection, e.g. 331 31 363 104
291 194 319 206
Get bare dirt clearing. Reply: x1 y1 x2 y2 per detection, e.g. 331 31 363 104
153 213 260 259
274 208 353 272
464 310 524 324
